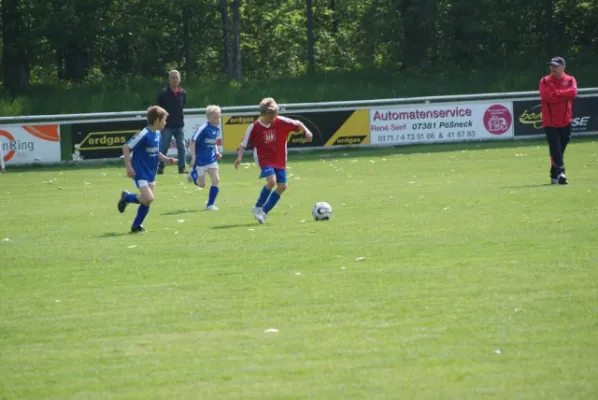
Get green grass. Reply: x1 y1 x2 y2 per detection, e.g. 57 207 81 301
2 65 598 116
1 139 598 399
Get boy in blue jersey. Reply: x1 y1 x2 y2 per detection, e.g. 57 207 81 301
117 106 178 233
188 105 223 210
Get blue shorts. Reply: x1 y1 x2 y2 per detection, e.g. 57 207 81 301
259 166 287 184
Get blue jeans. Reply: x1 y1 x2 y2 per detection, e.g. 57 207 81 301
159 127 186 171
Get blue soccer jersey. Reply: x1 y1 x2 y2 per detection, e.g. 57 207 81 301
192 123 220 166
126 127 161 181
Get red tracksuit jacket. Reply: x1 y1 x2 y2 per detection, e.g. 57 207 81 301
539 73 578 128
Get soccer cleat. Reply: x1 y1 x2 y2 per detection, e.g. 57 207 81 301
550 178 558 185
118 191 128 213
130 225 145 233
255 210 267 224
205 205 219 211
252 206 262 218
178 169 188 174
557 173 568 185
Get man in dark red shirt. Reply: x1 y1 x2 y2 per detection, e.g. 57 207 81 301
539 57 578 184
234 97 313 224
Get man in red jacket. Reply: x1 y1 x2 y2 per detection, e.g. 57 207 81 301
539 57 578 184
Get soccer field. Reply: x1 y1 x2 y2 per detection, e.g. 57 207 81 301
1 138 597 399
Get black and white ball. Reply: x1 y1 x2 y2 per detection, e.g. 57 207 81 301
312 202 333 221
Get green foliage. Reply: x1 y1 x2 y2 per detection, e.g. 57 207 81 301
2 64 598 116
1 0 598 114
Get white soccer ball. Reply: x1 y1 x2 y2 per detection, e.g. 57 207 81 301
312 202 333 221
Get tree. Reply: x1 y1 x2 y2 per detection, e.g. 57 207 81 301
231 0 242 81
306 0 316 74
2 0 30 92
220 0 234 79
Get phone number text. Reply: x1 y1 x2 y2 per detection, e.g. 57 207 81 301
374 130 477 143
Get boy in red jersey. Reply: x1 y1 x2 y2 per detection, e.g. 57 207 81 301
234 97 313 223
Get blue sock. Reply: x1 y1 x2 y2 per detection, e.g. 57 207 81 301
190 169 198 185
207 186 219 206
255 186 272 208
132 205 149 228
125 193 139 203
263 191 281 214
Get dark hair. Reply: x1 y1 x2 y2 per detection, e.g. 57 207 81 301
147 105 168 125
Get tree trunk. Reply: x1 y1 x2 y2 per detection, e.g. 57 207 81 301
544 0 554 55
231 0 242 81
182 11 192 78
400 0 432 70
306 0 316 74
219 0 233 79
2 0 30 92
63 44 91 82
329 0 338 35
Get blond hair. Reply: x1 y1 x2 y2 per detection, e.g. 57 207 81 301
206 104 221 117
168 70 181 78
259 97 279 116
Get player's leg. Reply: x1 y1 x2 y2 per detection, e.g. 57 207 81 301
158 128 173 174
252 167 276 223
173 127 187 173
117 179 142 213
206 165 220 210
254 167 276 209
193 166 207 188
559 124 572 182
262 168 287 214
131 183 155 232
544 126 563 184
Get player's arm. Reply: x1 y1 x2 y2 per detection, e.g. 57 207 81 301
158 152 177 165
234 124 253 168
554 77 578 100
539 78 560 103
122 144 135 177
189 129 201 167
215 138 223 160
189 140 196 166
279 116 313 141
296 121 313 141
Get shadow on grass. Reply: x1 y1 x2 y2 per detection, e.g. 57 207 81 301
161 209 199 216
212 223 257 230
98 232 131 238
501 183 557 189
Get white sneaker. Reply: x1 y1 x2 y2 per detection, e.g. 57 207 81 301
205 205 219 211
255 210 267 224
252 206 262 217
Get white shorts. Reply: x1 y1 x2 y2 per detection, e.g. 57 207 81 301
134 179 156 188
194 162 219 177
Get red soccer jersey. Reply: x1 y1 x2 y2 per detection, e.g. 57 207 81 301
240 116 301 169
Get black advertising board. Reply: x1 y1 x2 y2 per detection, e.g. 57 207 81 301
513 96 598 136
71 120 146 159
